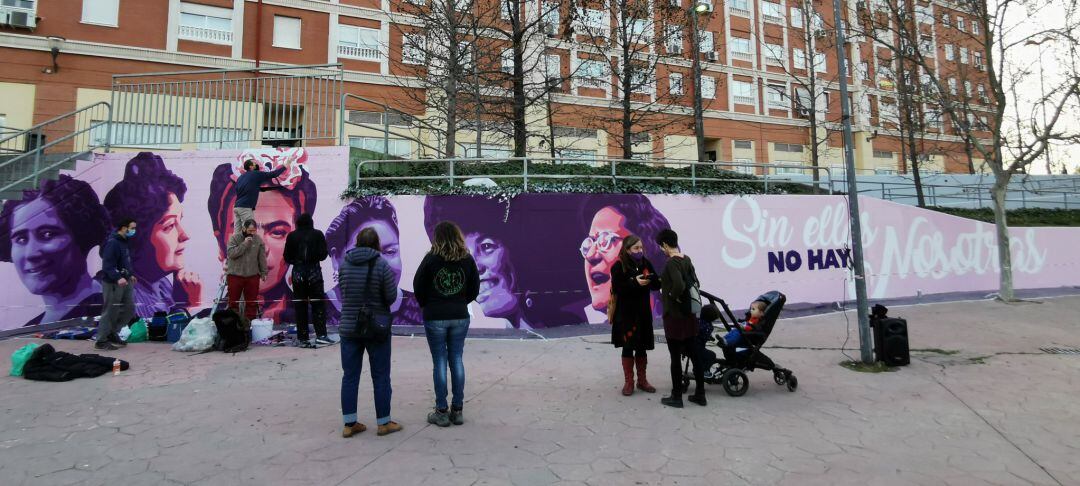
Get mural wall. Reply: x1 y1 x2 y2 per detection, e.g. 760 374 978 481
0 147 1076 331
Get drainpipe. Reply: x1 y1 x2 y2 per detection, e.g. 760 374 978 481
254 0 263 68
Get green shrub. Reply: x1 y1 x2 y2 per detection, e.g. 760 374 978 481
927 207 1080 227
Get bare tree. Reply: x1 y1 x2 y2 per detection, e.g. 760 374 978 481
569 0 693 159
858 0 1080 300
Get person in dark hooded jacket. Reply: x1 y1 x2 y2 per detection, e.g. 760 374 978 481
283 213 331 347
337 227 402 438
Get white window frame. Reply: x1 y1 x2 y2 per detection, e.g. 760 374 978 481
701 76 716 99
948 78 957 95
790 7 804 28
575 58 610 89
766 84 787 109
729 0 751 17
501 49 515 74
178 3 234 45
814 51 827 73
957 16 966 32
544 54 561 82
793 49 807 69
350 136 413 158
574 8 609 38
402 33 426 65
762 1 784 24
972 22 980 35
732 79 756 106
669 72 685 96
729 37 752 61
765 43 784 66
960 47 969 64
698 31 715 53
92 121 183 149
272 16 301 50
629 18 653 43
81 0 119 27
197 127 251 150
944 44 954 61
337 24 382 62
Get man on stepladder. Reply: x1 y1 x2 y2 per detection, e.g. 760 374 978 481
226 220 268 325
233 154 292 234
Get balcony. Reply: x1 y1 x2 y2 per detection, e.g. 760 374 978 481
731 50 753 62
729 6 751 17
763 14 785 24
575 76 608 89
734 94 757 105
178 25 232 44
338 44 382 62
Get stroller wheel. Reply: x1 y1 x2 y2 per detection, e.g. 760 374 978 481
786 375 798 392
721 369 749 397
773 371 786 386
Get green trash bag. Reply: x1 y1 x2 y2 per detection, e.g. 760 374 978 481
127 319 149 343
10 343 40 377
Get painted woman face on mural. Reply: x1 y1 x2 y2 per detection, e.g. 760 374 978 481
9 199 87 297
582 206 632 311
333 219 402 285
466 231 518 317
148 193 190 273
222 191 295 294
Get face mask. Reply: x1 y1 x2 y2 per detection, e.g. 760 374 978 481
629 251 644 261
126 229 136 238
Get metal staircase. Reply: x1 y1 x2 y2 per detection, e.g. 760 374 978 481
0 102 112 200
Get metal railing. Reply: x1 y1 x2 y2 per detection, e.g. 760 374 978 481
0 102 112 194
110 64 342 148
354 157 833 193
822 175 1080 209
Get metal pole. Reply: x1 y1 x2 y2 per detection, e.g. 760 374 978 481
523 157 529 191
339 93 347 146
690 5 707 163
832 0 873 364
383 107 390 157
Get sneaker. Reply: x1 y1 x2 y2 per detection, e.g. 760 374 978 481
449 407 464 425
342 422 367 438
427 409 451 427
297 340 316 349
94 341 119 351
108 335 127 347
315 336 337 346
687 393 707 407
377 421 403 436
661 395 684 408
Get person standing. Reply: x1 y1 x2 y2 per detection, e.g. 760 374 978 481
609 235 661 396
96 218 137 351
655 229 707 408
233 156 291 234
283 213 333 348
413 221 480 427
226 220 268 324
338 227 402 437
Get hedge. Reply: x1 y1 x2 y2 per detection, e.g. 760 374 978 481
927 207 1080 227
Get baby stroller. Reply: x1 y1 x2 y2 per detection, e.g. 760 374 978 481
681 290 797 397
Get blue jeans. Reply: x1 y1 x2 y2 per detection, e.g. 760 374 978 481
424 318 470 410
722 328 747 348
340 337 392 426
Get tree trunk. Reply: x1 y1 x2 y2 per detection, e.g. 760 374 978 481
512 45 528 158
446 85 458 158
906 125 926 207
622 64 633 160
990 179 1015 301
808 116 821 194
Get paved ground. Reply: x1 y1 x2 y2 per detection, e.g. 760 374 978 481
1 295 1078 486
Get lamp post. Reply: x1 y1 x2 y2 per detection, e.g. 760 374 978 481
44 36 65 74
830 0 873 363
689 1 711 163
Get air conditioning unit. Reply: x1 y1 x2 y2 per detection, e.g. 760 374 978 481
2 9 36 29
706 51 719 62
668 44 683 54
975 63 985 71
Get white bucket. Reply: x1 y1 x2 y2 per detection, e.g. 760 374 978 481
250 318 274 342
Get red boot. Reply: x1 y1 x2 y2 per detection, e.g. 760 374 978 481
635 355 657 393
621 357 635 396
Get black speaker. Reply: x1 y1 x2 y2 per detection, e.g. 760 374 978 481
872 317 910 366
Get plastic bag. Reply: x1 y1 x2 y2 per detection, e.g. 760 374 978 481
127 319 148 343
10 343 41 377
118 326 132 342
250 318 274 342
172 317 218 352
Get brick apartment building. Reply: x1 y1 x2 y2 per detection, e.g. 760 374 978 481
0 0 991 174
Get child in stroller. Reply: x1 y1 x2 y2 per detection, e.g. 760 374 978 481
684 290 798 397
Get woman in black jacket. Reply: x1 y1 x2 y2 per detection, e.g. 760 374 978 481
609 235 661 396
338 228 402 438
283 213 331 347
413 221 480 427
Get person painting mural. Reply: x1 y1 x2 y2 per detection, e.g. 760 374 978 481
233 153 294 234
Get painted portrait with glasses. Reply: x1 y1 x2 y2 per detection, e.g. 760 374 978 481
578 194 672 323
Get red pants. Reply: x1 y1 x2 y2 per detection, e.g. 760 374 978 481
226 274 261 321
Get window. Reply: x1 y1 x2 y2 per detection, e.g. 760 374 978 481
732 158 755 174
960 47 968 64
197 127 251 150
814 51 827 73
501 49 514 73
974 51 983 68
544 54 561 82
765 43 784 65
557 149 598 163
466 145 513 159
350 137 412 158
979 116 988 129
629 19 653 42
665 25 683 53
403 33 425 64
972 22 979 35
729 37 752 61
942 13 951 27
767 85 787 108
575 8 608 37
956 16 965 32
82 0 119 26
915 4 933 25
790 7 804 28
944 44 954 61
273 16 301 49
701 76 716 99
729 0 750 16
734 140 753 149
775 142 804 153
338 25 381 61
857 61 869 79
179 3 233 44
699 31 715 53
92 121 182 149
793 49 807 69
669 73 684 96
919 36 934 56
576 59 609 88
925 105 942 128
873 149 893 158
977 84 987 102
541 3 559 35
501 1 513 20
348 111 411 126
732 79 756 105
964 80 972 96
948 78 957 95
629 64 655 93
762 2 783 24
880 101 898 123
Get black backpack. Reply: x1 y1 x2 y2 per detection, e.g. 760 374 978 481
212 309 248 352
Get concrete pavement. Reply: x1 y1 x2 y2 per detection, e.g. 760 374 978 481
1 295 1078 485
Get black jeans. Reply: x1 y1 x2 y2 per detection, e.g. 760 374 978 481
667 337 704 397
293 275 327 341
